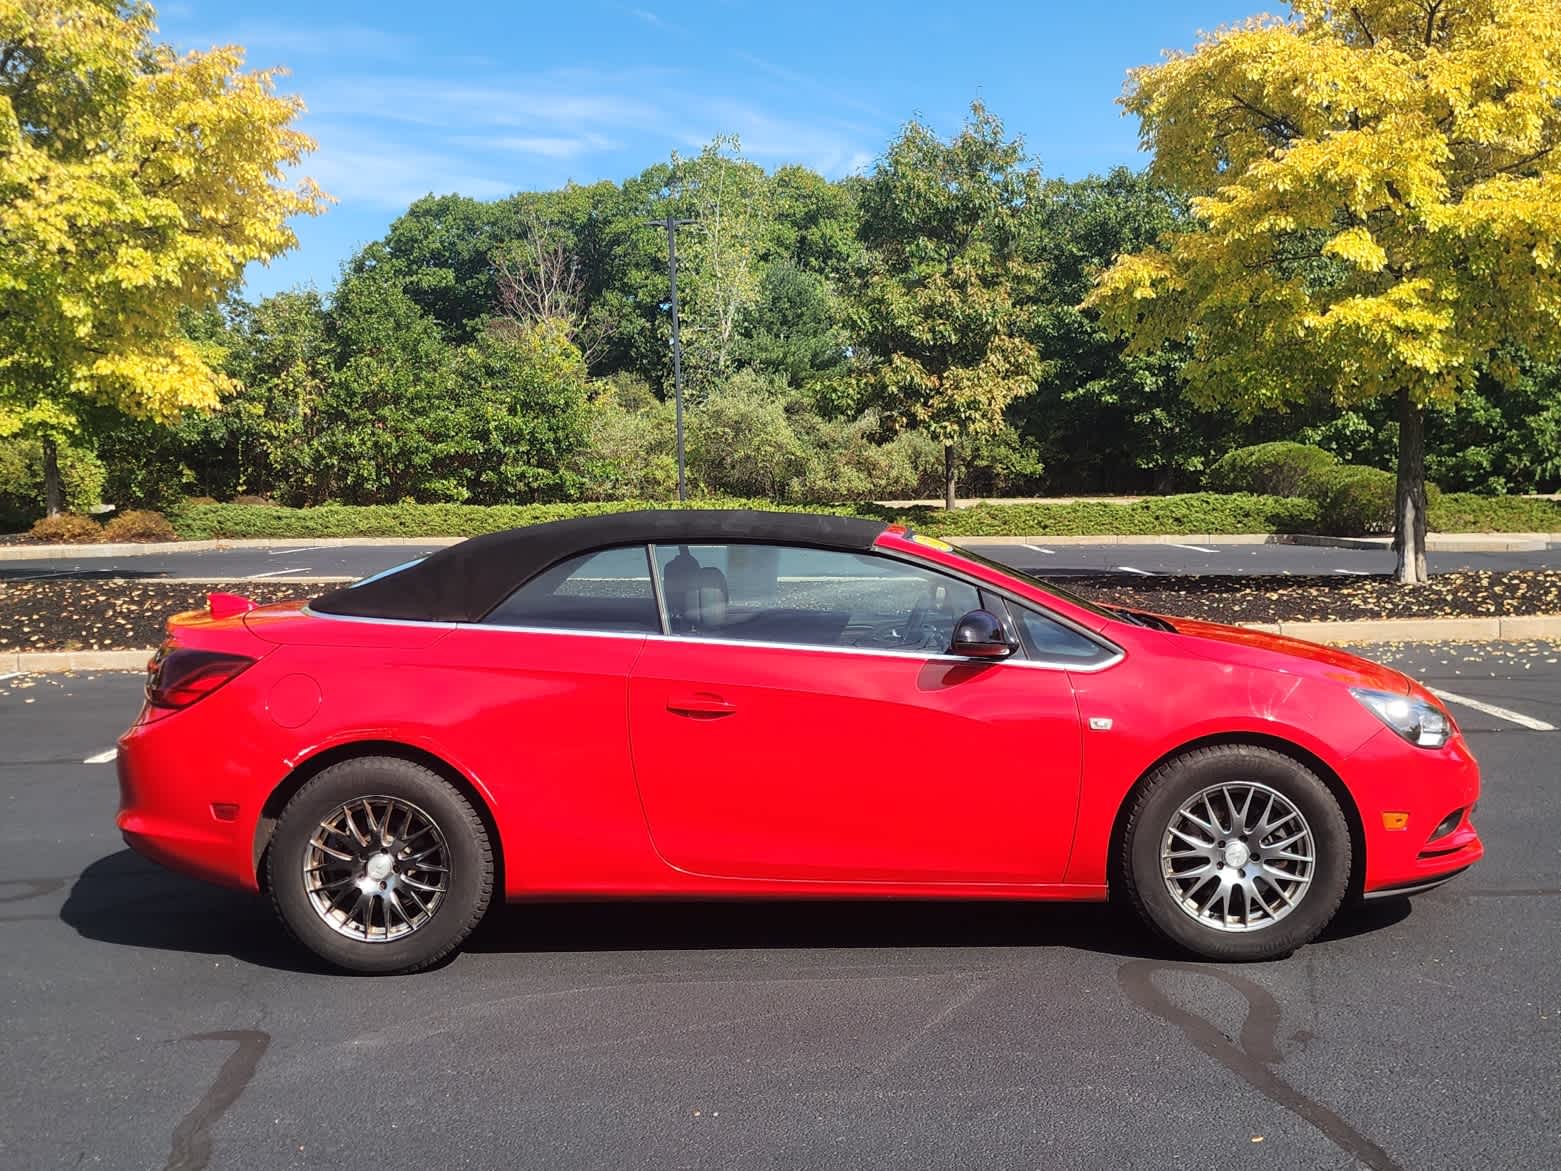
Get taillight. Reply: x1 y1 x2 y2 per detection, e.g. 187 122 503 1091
145 646 255 716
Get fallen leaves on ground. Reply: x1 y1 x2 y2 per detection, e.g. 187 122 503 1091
0 571 1558 652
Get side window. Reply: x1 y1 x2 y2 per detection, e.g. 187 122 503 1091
484 546 658 633
1012 603 1114 664
651 543 980 653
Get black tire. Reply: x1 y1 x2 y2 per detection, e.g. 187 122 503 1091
268 756 494 975
1121 745 1351 962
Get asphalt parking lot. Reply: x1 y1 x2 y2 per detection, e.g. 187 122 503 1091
1 644 1557 1170
1 539 1559 583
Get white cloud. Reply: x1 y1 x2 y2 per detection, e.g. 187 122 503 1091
301 71 876 179
172 21 413 63
302 139 517 208
453 133 617 159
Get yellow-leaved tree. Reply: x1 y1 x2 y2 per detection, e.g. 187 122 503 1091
1086 1 1561 582
0 0 327 513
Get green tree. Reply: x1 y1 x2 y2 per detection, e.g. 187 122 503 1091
734 261 846 390
765 165 859 279
452 320 589 504
1087 0 1561 582
1023 169 1225 491
306 261 464 504
664 137 770 390
846 102 1046 508
0 0 326 512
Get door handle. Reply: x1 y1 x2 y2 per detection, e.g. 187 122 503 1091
667 693 737 718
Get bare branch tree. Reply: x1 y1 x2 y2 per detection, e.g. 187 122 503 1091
491 217 614 366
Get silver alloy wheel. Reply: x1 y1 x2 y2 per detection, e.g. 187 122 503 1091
1160 781 1316 933
303 795 450 943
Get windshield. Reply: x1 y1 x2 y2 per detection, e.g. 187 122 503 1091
949 545 1119 622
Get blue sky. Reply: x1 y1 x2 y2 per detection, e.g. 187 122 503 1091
154 1 1266 299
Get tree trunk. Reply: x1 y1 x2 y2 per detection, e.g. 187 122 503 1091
41 436 65 518
943 443 957 510
1393 389 1428 585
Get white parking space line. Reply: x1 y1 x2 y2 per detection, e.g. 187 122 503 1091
1335 568 1372 576
1115 566 1154 576
1431 689 1556 733
267 546 326 556
1168 543 1217 553
247 566 309 579
0 672 20 682
1024 545 1056 555
83 748 119 764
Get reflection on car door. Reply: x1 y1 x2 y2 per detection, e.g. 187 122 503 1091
627 543 1085 884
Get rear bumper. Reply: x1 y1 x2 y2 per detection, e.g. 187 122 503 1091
1346 728 1484 896
116 700 270 893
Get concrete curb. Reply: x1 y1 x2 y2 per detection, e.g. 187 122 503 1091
4 531 1556 560
9 614 1558 673
6 649 152 673
1280 533 1556 553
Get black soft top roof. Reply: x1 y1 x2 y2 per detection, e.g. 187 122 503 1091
311 509 890 623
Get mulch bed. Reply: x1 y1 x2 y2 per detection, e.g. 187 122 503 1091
1 581 307 652
2 571 1559 652
1062 570 1561 625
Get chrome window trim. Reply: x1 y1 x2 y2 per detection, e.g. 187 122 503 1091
638 631 1124 673
301 606 1121 672
300 606 460 631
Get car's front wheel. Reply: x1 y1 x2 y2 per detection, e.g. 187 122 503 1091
268 756 494 974
1121 745 1351 961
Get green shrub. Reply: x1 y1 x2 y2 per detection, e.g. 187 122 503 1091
1205 442 1339 498
0 440 106 531
101 509 177 542
1307 465 1444 535
893 493 1319 537
1430 493 1561 532
28 513 103 543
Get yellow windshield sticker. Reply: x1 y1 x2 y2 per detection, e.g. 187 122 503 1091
910 533 954 552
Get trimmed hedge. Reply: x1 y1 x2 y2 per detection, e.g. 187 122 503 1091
171 493 1323 540
1431 493 1561 533
1205 442 1339 498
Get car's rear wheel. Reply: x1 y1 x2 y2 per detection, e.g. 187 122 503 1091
1121 745 1350 961
268 756 493 974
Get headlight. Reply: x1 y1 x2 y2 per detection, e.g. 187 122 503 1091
1350 688 1453 749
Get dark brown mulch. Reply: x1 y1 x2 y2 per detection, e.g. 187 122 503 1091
1061 570 1561 625
2 571 1559 652
1 581 309 652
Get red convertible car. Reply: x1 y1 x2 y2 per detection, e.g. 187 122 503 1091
117 510 1482 973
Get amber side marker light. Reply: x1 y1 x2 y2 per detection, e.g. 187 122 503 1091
1381 812 1411 831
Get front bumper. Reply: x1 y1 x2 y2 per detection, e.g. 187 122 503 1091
1346 727 1484 896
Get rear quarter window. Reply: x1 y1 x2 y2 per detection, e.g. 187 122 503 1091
483 546 659 633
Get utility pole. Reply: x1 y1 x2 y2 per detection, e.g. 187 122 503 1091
648 213 694 502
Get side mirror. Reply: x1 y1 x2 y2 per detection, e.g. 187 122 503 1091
948 609 1017 660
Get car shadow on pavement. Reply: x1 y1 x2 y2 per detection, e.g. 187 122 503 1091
59 850 330 974
466 895 1410 961
59 849 1412 972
